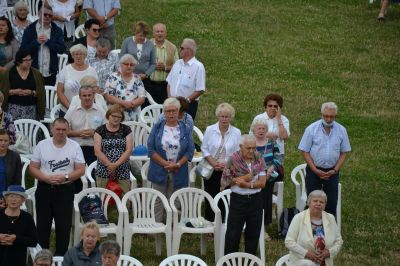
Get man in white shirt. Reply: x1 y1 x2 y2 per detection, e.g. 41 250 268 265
29 118 85 256
167 38 205 120
65 77 105 191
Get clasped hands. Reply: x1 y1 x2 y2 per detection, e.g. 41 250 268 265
164 161 180 173
314 168 336 180
232 173 253 188
0 234 16 245
305 249 330 264
11 89 35 96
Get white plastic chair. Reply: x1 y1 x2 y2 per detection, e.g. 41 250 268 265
21 156 38 189
273 181 284 231
139 104 163 128
188 165 204 190
28 243 42 263
213 189 265 262
117 255 143 266
290 163 342 231
140 161 151 188
4 7 14 22
52 256 64 266
275 254 290 266
216 252 264 266
169 187 221 263
14 119 51 158
42 85 58 123
145 91 157 105
74 24 86 39
49 104 61 122
23 0 40 18
122 188 172 256
193 126 204 143
73 187 124 246
110 49 121 58
122 121 151 148
86 161 137 190
57 53 69 72
159 254 207 266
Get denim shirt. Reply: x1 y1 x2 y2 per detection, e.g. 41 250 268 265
147 119 194 188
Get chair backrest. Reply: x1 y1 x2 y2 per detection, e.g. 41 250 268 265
170 187 217 222
14 119 51 151
110 49 121 58
159 254 207 266
25 186 37 222
122 121 151 148
140 161 151 188
139 104 163 127
4 7 14 22
216 252 264 266
85 161 97 186
193 126 204 143
52 256 64 266
213 189 232 224
117 255 143 266
57 53 69 72
75 24 86 39
50 104 61 122
21 156 38 189
45 85 58 110
145 91 157 105
290 163 307 211
275 254 290 266
23 0 40 18
121 188 171 223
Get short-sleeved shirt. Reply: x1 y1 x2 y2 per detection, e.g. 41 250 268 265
166 57 206 101
95 124 131 180
31 138 85 175
298 120 351 169
83 0 121 26
104 72 145 121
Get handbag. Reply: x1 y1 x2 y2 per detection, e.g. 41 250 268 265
195 158 214 180
78 194 109 225
105 176 123 206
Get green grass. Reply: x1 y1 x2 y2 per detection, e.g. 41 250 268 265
114 0 400 265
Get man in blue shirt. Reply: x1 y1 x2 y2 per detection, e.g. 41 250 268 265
298 102 351 217
83 0 121 50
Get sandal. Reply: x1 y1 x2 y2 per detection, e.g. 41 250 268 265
378 13 385 21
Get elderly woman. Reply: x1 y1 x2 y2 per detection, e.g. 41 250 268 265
11 1 32 46
63 221 101 265
147 97 194 222
100 240 121 266
45 0 80 45
252 93 289 159
159 96 194 133
104 54 145 121
221 134 267 256
0 92 16 143
201 103 241 222
57 44 98 116
120 21 156 89
94 104 133 194
34 249 53 266
0 17 18 73
285 190 343 266
0 185 37 266
0 49 45 120
251 118 283 241
0 129 22 196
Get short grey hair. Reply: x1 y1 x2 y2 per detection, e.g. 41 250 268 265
153 23 166 32
70 44 88 56
96 38 111 50
34 249 53 263
250 118 268 134
163 97 181 110
306 190 327 206
240 134 256 145
14 1 29 15
100 240 121 257
119 54 137 66
182 38 197 54
80 75 98 88
215 103 235 119
321 102 338 113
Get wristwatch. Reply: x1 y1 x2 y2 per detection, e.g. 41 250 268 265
104 15 108 21
64 174 69 182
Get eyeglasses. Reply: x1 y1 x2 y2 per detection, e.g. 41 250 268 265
180 46 190 50
43 13 53 18
92 28 100 32
122 63 135 67
22 58 32 62
267 104 279 108
110 114 123 119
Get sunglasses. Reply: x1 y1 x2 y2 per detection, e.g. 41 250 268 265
43 13 53 18
92 28 100 32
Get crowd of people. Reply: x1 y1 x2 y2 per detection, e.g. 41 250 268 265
0 0 352 265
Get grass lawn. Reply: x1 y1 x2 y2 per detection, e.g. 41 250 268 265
37 1 397 265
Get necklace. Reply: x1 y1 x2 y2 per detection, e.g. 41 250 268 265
17 66 29 80
6 214 20 224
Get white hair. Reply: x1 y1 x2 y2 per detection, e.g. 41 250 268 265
182 38 197 54
306 190 327 206
163 97 181 110
321 102 338 113
240 134 256 145
119 54 138 66
70 44 88 56
250 118 268 134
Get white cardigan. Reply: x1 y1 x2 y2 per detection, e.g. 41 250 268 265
285 209 343 266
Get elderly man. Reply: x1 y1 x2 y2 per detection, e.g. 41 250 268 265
167 38 205 120
221 134 267 256
83 0 120 50
29 118 85 255
34 249 53 266
64 77 105 191
147 23 179 105
298 102 351 217
88 38 118 91
21 5 66 86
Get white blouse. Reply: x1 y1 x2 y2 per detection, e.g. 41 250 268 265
48 0 77 38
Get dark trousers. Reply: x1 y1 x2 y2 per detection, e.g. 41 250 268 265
305 165 339 217
204 170 226 222
35 182 74 256
224 192 263 256
261 175 283 225
74 146 97 193
146 80 168 105
44 73 57 86
187 100 199 121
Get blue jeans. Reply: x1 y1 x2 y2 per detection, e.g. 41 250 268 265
305 166 339 217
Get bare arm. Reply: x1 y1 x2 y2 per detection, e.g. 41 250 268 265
94 132 112 166
188 91 204 102
276 106 289 140
333 152 348 172
68 163 86 182
57 82 70 109
114 132 133 167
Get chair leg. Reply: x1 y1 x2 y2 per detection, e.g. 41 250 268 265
200 234 207 255
123 232 132 255
259 220 265 263
155 234 161 256
172 231 182 255
165 231 172 256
